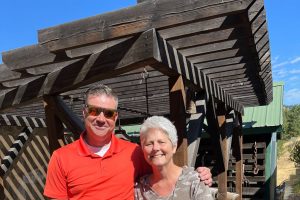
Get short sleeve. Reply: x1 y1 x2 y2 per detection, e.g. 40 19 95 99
43 151 68 199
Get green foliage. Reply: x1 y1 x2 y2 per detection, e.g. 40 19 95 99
290 141 300 166
282 105 300 139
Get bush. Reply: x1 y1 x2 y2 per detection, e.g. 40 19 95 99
290 141 300 166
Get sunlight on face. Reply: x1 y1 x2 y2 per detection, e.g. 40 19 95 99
141 128 176 167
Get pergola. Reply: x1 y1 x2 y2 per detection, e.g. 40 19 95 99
0 0 272 199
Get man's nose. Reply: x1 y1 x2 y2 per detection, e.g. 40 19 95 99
95 112 106 121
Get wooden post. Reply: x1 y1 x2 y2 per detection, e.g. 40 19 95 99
169 75 187 166
206 97 228 200
43 95 65 154
187 91 206 167
216 102 228 200
232 112 243 200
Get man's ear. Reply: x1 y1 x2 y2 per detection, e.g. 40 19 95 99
114 112 119 122
83 109 87 118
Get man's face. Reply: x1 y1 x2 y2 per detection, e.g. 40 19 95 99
83 94 118 146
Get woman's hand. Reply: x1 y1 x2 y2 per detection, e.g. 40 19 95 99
196 167 212 186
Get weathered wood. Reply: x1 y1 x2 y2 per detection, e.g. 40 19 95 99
25 59 83 75
206 98 228 200
65 37 133 58
217 102 229 200
2 44 57 71
43 29 160 95
169 75 187 166
43 96 65 154
0 64 22 83
0 29 161 111
157 15 244 40
154 33 244 112
232 112 243 200
38 0 253 51
187 91 205 167
47 96 84 138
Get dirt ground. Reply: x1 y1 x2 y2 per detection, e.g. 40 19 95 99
277 137 300 198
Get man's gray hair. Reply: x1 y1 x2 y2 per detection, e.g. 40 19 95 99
84 84 118 108
140 116 178 146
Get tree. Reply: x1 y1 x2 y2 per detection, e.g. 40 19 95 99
282 105 300 139
290 141 300 166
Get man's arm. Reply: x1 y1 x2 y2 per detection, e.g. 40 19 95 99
196 166 213 186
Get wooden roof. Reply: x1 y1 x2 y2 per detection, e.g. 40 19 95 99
0 0 272 121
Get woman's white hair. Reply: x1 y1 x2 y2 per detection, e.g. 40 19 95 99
140 116 178 146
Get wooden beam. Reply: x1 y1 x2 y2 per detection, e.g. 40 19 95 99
2 44 57 71
169 75 187 166
48 96 84 139
0 64 21 83
38 0 252 51
232 112 243 200
153 33 244 113
0 29 160 111
43 95 65 154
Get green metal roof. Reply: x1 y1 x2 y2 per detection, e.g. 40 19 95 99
242 82 284 132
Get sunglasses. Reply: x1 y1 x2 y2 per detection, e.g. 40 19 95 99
85 105 117 119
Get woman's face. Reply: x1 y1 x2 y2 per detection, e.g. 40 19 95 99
141 128 176 168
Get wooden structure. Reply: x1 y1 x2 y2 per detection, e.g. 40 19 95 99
0 0 272 199
196 82 283 199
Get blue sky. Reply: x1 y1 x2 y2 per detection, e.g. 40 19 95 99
0 0 299 105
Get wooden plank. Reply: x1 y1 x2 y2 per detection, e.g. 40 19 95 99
0 76 47 110
38 0 252 51
0 64 21 83
43 96 65 154
1 76 44 89
2 44 57 71
154 33 244 112
25 59 83 75
188 49 243 64
65 37 133 58
0 29 160 111
158 15 244 40
169 75 187 166
43 29 160 95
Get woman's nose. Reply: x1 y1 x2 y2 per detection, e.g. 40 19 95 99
152 142 160 150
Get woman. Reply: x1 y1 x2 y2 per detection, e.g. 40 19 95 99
135 116 213 200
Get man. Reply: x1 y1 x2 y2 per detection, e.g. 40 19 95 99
44 84 212 200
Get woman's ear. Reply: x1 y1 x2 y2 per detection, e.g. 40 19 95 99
172 145 177 154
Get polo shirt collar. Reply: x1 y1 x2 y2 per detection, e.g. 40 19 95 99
78 131 123 157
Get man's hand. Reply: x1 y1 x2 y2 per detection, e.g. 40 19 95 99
196 167 212 186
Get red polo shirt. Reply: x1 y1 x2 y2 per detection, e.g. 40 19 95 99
44 133 150 200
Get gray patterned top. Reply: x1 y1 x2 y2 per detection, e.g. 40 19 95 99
134 166 214 200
